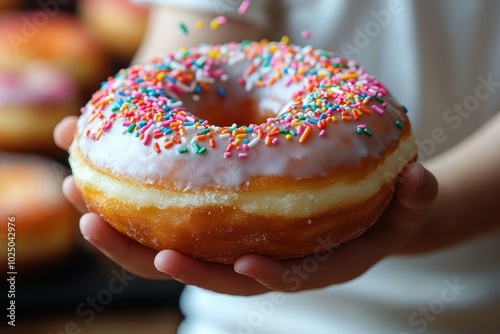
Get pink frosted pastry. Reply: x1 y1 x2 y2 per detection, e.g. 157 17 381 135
0 65 79 151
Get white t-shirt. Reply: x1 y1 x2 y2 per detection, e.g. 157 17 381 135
136 1 500 333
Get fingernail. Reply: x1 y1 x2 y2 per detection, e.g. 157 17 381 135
164 270 183 280
235 268 259 279
402 162 423 182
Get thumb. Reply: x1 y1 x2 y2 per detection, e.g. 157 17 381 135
396 162 439 210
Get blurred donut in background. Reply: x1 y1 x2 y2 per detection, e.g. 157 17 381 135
0 0 23 12
0 154 79 271
0 11 110 92
0 64 80 152
78 0 149 61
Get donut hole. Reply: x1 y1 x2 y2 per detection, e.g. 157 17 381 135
193 96 280 127
181 80 292 127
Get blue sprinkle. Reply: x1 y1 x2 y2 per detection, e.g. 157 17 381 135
217 87 227 98
165 76 177 83
402 105 409 113
161 128 173 134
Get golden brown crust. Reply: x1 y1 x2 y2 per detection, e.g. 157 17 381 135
79 176 394 264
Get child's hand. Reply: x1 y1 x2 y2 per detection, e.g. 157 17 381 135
54 116 438 295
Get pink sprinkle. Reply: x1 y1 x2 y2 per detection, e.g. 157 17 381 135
382 102 387 108
237 77 246 85
239 153 248 159
372 105 384 114
238 0 251 15
301 30 312 39
102 121 112 131
224 152 232 158
357 124 366 129
272 138 279 145
319 130 326 136
216 16 227 25
143 133 151 145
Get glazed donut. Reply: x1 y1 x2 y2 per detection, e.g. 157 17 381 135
78 0 149 61
0 154 79 269
69 41 417 264
0 11 109 91
0 65 80 152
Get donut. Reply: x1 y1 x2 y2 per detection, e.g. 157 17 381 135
78 0 149 61
69 40 417 264
0 11 109 92
0 154 79 269
0 0 23 12
0 64 80 152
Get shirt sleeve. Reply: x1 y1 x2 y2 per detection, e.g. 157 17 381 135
132 0 270 27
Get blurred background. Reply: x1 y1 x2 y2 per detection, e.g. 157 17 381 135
0 1 184 333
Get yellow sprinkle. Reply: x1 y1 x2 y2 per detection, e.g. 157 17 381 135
195 20 204 29
342 73 358 80
209 19 219 30
156 73 165 80
233 138 241 146
285 134 292 140
281 35 290 45
236 134 247 139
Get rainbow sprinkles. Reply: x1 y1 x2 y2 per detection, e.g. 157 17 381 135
83 40 405 159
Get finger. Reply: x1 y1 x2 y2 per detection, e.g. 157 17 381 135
62 176 88 214
155 250 269 295
234 205 426 292
396 162 438 210
53 115 77 151
80 213 171 280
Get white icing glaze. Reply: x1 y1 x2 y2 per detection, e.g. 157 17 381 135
73 42 411 190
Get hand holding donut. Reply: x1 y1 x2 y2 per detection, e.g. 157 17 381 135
54 115 438 295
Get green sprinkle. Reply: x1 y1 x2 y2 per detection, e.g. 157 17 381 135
289 130 297 137
363 128 373 137
395 120 404 129
197 146 207 154
179 22 189 35
127 123 136 133
356 127 363 134
193 142 201 153
375 96 385 103
178 147 188 154
198 128 211 135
